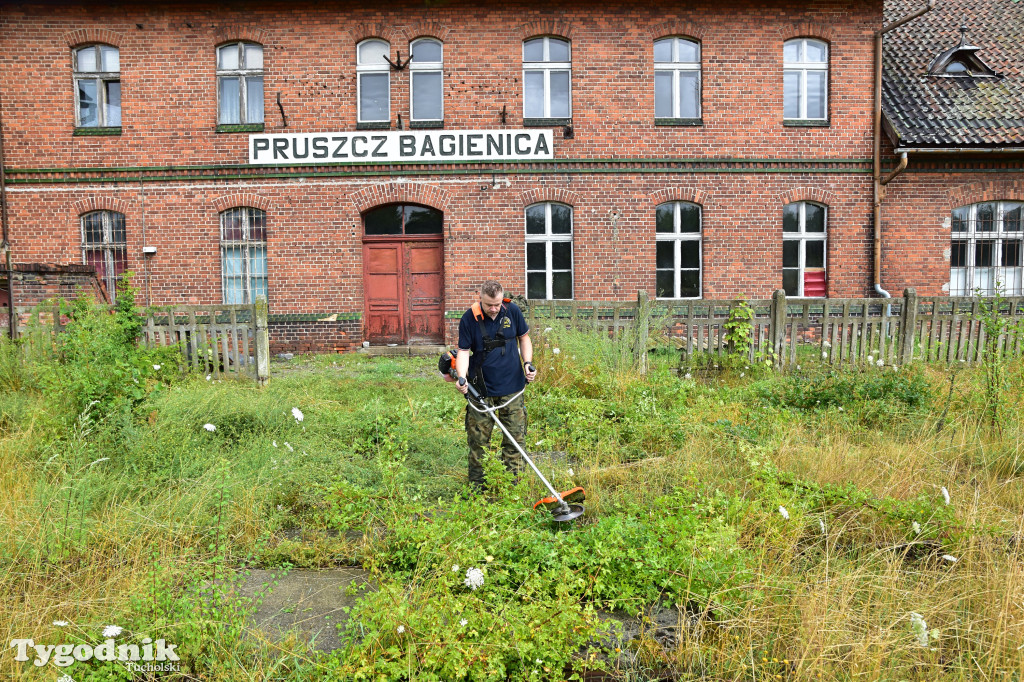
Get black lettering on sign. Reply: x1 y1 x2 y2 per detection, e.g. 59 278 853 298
273 138 289 159
253 138 270 160
371 135 387 158
467 134 483 156
486 134 503 156
399 135 416 156
331 136 348 158
420 135 436 156
352 136 368 157
439 135 456 156
534 134 550 155
312 137 328 159
292 137 309 159
514 134 531 155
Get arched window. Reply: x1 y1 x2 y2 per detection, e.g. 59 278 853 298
525 202 573 300
358 39 391 124
654 37 701 121
523 37 571 121
363 204 443 235
655 201 702 299
73 45 120 128
81 210 127 299
783 201 827 297
410 38 443 123
950 201 1023 295
217 42 264 125
783 38 828 121
220 207 267 304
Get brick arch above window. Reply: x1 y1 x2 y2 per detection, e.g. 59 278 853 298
780 21 833 43
516 188 579 209
73 196 130 216
212 194 272 213
212 25 270 47
778 187 835 207
348 23 404 46
646 20 707 43
948 180 1024 210
518 20 575 42
398 21 451 44
63 28 125 48
649 187 709 208
350 182 452 214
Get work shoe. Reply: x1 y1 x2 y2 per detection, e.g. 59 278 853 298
532 486 586 512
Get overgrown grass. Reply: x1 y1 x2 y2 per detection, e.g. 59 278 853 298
1 311 1023 680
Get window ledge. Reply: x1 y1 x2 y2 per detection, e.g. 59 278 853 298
655 118 703 127
216 123 265 133
783 119 830 128
74 127 122 136
357 121 391 130
409 120 444 129
523 117 572 127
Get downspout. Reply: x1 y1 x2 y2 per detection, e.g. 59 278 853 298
874 0 934 298
0 92 15 339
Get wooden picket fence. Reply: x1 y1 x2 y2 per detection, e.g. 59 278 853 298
526 288 1024 369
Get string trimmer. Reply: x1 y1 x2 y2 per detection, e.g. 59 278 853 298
455 368 585 523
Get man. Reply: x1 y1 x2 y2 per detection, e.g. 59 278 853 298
455 280 537 489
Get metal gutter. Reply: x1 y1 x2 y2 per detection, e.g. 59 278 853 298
0 92 15 339
894 146 1024 154
874 0 935 300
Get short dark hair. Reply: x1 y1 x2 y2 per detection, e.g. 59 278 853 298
480 280 503 298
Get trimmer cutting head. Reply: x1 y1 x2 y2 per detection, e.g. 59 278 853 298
550 503 585 523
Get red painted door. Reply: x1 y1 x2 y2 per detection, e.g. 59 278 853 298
363 239 444 345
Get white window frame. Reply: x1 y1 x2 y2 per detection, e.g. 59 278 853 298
81 210 127 300
220 207 268 305
216 42 264 125
655 201 702 299
73 45 121 128
525 202 574 300
409 38 443 122
357 39 391 124
522 36 572 120
950 201 1024 296
783 38 828 121
782 201 828 298
653 37 701 120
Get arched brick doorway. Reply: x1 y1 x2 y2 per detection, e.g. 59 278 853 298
362 204 445 345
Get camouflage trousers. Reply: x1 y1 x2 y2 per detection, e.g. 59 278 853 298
465 392 527 487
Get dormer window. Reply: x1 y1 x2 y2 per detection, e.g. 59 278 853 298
928 23 998 78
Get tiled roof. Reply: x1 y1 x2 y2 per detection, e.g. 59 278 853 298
882 0 1024 150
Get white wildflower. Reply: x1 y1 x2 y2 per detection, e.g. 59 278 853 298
205 374 211 381
684 372 692 379
459 619 468 626
153 364 161 371
272 440 278 448
397 625 405 634
822 352 828 359
536 659 543 664
867 355 874 364
291 407 304 423
285 442 294 452
451 564 460 573
942 554 958 563
823 340 832 348
739 372 745 378
543 327 552 334
778 506 790 520
464 567 485 590
552 348 560 355
52 620 68 627
941 486 950 505
568 468 574 476
912 521 921 535
838 406 844 411
819 518 826 534
910 612 929 647
102 625 123 638
203 423 216 432
276 504 283 511
876 359 884 367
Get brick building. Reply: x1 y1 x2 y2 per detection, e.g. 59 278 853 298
0 0 1019 351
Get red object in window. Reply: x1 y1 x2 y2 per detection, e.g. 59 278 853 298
803 270 827 297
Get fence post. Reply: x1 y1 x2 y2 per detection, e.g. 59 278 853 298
633 289 650 375
899 287 917 365
771 289 786 368
254 297 270 386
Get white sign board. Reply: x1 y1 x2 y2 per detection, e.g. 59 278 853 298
249 129 554 165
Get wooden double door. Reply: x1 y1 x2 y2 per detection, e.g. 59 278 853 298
363 238 444 345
